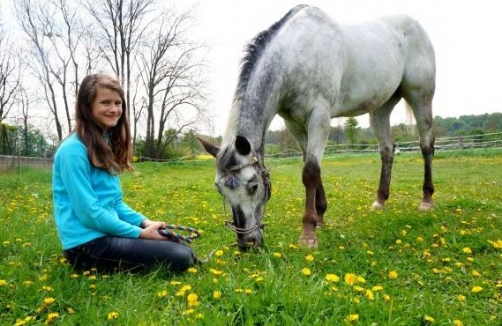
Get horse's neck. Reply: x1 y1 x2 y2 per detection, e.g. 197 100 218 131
223 98 277 153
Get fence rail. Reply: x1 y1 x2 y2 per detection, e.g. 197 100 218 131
2 132 502 171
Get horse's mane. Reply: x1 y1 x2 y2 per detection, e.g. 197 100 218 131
234 4 309 101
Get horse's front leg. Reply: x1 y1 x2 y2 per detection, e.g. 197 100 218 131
299 157 322 248
372 146 394 209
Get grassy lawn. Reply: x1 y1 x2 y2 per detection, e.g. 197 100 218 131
1 149 501 325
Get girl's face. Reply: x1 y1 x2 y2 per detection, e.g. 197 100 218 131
92 86 123 130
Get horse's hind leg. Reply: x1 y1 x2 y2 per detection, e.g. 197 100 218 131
369 96 401 209
405 96 435 210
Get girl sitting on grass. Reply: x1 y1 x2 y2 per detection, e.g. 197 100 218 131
52 73 194 273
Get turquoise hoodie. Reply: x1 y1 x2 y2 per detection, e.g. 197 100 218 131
52 133 144 250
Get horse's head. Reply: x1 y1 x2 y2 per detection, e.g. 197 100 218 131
198 135 271 250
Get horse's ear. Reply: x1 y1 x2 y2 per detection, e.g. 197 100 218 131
235 135 252 156
197 137 219 158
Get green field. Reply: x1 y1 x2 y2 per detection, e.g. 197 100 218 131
1 149 501 325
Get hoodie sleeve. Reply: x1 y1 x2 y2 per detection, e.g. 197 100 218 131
58 142 142 238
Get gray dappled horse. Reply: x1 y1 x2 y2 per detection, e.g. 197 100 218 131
199 5 435 249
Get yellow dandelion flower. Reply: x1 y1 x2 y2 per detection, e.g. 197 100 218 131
305 254 314 262
325 274 340 283
345 314 359 322
187 293 199 307
244 289 253 294
462 247 472 254
43 297 55 305
23 281 33 286
107 312 119 320
301 268 312 276
41 286 54 291
344 273 357 285
416 236 424 243
67 307 75 314
170 281 182 286
372 285 383 291
70 273 79 279
488 239 502 249
157 290 168 298
213 290 222 299
353 286 365 292
187 267 198 273
356 276 366 283
273 252 282 258
457 294 466 302
45 312 60 324
210 268 224 276
183 309 195 316
0 280 7 286
453 320 464 326
424 315 434 323
471 270 481 277
388 270 398 279
365 289 375 300
289 243 298 249
383 294 391 302
215 250 224 257
233 250 241 256
471 286 483 293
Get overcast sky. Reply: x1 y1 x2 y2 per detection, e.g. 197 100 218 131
183 0 502 135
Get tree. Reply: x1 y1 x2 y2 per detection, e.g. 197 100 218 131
344 117 359 148
137 5 209 159
0 15 22 154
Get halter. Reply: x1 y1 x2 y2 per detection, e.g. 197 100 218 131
222 152 270 235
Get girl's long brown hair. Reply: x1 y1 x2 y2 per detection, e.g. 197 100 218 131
74 74 134 174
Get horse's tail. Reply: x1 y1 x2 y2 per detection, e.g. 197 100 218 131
404 101 415 126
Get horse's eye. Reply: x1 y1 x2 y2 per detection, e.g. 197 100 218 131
247 183 259 195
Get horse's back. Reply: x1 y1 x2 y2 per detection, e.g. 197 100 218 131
267 7 435 118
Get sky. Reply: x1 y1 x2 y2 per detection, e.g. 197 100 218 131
2 0 502 136
182 0 502 135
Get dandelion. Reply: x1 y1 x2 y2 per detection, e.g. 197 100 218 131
157 290 168 298
289 243 298 249
457 294 466 302
176 285 192 296
67 307 75 314
344 273 357 285
453 320 464 326
183 309 195 316
356 276 366 283
302 268 312 276
187 267 198 273
305 254 314 262
43 297 55 305
372 285 383 291
471 270 481 277
388 270 398 279
471 286 483 293
424 315 435 323
107 312 119 320
365 289 375 300
273 252 282 258
0 279 7 286
383 294 391 302
488 239 502 249
345 314 359 322
325 274 340 283
45 312 60 324
215 250 224 257
187 293 199 307
213 290 222 299
462 247 472 254
416 236 424 243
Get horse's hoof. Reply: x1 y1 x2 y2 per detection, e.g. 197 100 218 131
298 237 319 248
371 201 385 210
419 201 433 211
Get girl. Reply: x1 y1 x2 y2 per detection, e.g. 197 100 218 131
52 74 194 273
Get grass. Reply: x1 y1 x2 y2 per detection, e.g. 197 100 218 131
1 149 501 325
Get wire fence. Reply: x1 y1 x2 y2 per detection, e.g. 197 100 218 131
2 132 502 171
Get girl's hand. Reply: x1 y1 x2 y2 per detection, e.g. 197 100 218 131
139 221 167 240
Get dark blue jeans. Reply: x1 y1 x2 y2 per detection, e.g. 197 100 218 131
64 236 194 273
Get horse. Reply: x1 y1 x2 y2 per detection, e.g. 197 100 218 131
199 4 435 249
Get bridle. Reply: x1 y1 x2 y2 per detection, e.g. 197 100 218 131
221 152 270 235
